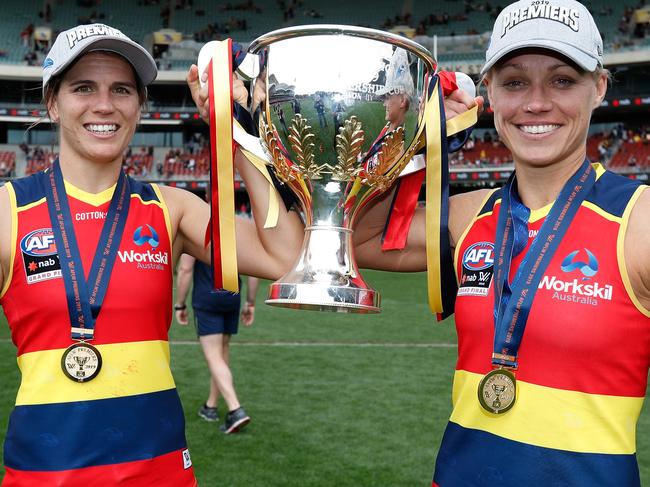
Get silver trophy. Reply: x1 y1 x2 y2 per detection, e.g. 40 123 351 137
241 26 437 313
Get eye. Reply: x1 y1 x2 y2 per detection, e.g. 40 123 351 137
113 85 133 95
553 77 576 88
73 85 93 93
501 79 525 90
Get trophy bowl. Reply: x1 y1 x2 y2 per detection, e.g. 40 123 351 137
248 25 437 313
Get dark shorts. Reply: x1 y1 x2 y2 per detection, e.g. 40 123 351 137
194 308 239 337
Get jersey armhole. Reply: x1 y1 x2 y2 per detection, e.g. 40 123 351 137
617 185 650 318
0 183 18 299
151 183 173 252
453 189 499 274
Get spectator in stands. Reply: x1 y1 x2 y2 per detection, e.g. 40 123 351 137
0 22 301 485
20 24 33 47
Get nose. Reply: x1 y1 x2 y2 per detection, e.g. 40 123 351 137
92 89 115 114
523 84 553 113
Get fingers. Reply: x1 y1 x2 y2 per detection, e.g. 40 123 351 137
187 63 210 123
175 310 189 326
251 78 267 112
474 95 485 116
444 91 485 120
232 75 249 107
448 88 476 108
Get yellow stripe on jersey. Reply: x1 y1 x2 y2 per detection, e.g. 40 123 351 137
582 201 623 223
64 180 116 206
16 197 46 213
617 185 650 318
16 340 176 405
0 183 18 299
453 189 498 269
451 369 643 455
151 184 173 250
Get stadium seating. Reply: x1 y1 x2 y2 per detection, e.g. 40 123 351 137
609 138 650 168
1 0 646 70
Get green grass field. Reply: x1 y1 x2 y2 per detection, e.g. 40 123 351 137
0 271 648 486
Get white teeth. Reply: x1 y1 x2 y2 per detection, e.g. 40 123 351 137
86 124 117 134
519 124 559 134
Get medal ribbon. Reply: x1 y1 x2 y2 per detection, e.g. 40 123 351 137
42 159 131 340
492 160 595 368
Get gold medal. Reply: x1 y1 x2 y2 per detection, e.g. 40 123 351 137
61 342 102 382
478 368 516 414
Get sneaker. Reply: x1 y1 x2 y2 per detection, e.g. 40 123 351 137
198 404 219 422
219 407 250 434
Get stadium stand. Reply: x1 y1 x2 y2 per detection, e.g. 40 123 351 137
0 0 649 188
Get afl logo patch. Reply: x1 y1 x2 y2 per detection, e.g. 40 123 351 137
462 242 495 271
20 228 62 284
20 228 57 256
459 241 494 297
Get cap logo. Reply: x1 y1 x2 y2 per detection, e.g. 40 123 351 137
501 3 580 37
65 24 126 49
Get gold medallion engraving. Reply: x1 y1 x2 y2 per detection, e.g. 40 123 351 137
478 368 516 414
61 342 103 383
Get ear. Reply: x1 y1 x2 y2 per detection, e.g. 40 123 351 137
47 96 59 123
483 77 493 110
593 73 607 109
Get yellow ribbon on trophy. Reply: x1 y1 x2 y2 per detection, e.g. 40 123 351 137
425 78 478 318
208 39 238 292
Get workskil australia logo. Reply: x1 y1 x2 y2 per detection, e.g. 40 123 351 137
118 224 168 270
538 248 612 305
458 242 494 296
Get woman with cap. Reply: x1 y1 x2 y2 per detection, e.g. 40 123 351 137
349 0 650 485
0 23 300 486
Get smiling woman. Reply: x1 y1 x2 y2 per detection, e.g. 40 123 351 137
346 0 650 486
0 22 302 487
46 52 143 170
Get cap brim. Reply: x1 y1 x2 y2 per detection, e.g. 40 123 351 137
480 39 598 75
50 37 157 87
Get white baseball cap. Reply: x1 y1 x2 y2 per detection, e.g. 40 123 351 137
42 23 157 94
376 48 415 98
481 0 603 75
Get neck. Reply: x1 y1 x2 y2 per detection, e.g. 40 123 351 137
57 153 122 194
513 156 586 210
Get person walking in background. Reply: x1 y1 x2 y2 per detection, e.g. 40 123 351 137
175 253 259 434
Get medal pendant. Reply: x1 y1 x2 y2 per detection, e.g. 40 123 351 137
61 342 102 382
478 368 516 414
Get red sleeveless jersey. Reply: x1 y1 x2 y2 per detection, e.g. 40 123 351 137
433 165 650 486
0 171 196 486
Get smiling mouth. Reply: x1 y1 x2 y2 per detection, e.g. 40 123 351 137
85 124 118 135
518 124 560 135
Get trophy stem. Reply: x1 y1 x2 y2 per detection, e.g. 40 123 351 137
266 225 380 313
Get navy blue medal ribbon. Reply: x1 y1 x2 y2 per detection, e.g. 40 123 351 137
42 159 131 341
491 159 595 368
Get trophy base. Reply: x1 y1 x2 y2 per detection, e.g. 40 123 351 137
266 282 381 313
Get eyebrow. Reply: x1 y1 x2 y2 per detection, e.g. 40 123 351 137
67 79 138 88
498 62 574 72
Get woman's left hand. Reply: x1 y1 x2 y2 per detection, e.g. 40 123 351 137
187 64 248 124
